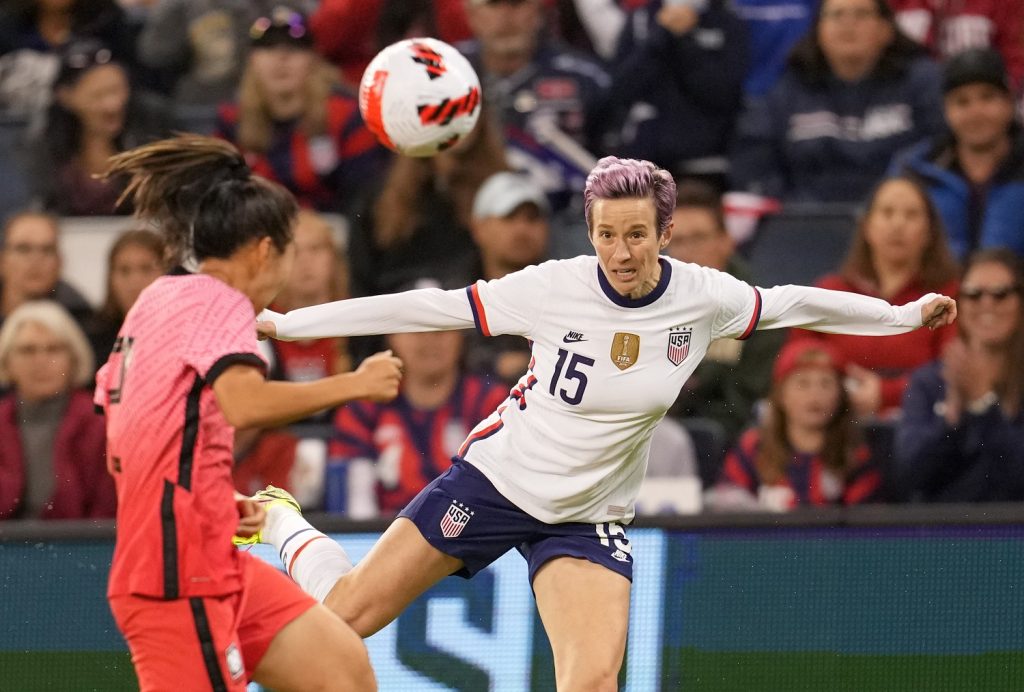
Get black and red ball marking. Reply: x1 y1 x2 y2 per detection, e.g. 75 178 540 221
417 86 481 126
410 42 446 80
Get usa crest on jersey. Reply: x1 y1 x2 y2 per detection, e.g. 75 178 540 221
440 501 474 538
667 328 692 366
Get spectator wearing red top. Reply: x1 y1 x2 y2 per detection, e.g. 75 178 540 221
0 301 113 520
265 210 351 406
891 0 1024 91
311 0 472 87
329 280 509 517
215 7 386 214
788 176 961 418
707 340 880 511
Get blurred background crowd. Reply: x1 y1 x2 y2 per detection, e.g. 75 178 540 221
1 0 1023 521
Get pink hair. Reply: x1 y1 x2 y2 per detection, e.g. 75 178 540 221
583 156 676 236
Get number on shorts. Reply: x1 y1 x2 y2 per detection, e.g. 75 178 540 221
595 522 631 554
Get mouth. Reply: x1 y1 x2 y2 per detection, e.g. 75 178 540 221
611 268 637 282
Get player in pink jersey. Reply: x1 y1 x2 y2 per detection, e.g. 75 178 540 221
93 136 400 692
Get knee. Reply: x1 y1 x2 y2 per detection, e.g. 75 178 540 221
324 574 392 638
556 662 620 692
312 638 376 692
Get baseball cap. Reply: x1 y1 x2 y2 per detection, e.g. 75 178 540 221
468 0 531 5
55 39 115 87
250 6 314 49
943 48 1010 95
472 172 550 219
772 341 844 385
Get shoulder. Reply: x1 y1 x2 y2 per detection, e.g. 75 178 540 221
814 273 854 291
67 390 105 425
508 256 593 281
891 137 943 172
327 88 359 110
217 101 240 123
543 43 611 87
907 359 943 389
737 427 761 452
903 55 942 84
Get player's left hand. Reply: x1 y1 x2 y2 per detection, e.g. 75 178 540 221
255 320 277 341
234 491 266 539
921 296 957 330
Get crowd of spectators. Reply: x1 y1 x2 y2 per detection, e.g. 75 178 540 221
2 0 1024 520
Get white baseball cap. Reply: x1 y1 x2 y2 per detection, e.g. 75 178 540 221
472 172 550 219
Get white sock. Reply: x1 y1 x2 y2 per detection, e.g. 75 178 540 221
264 506 353 603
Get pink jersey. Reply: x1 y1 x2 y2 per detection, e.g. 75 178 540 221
95 273 266 599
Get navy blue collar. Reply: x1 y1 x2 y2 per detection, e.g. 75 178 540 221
597 257 672 308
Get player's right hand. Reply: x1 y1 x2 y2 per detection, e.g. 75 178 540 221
355 349 404 402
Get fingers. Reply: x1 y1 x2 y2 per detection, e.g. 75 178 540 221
924 297 957 330
235 498 266 538
256 321 278 341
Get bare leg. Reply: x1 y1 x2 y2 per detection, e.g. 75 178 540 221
253 604 376 692
324 518 464 637
533 557 631 692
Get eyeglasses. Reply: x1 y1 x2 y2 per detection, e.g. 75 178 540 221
820 7 879 22
250 7 310 44
10 343 68 359
63 45 113 71
4 242 59 257
960 285 1019 302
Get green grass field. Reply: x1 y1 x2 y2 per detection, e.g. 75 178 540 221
0 652 136 691
3 649 1023 690
670 650 1024 692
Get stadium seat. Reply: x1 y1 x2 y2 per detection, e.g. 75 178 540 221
742 203 859 288
171 104 220 136
0 114 31 220
678 416 728 488
863 419 899 502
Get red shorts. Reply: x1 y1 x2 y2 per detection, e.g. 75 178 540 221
109 551 315 691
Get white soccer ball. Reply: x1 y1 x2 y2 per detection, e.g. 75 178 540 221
359 38 482 157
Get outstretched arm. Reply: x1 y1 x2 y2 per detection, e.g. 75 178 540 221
757 285 956 335
261 288 477 341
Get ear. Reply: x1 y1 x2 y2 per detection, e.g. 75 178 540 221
255 236 275 268
659 223 674 248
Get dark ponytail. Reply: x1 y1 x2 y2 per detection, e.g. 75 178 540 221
102 134 297 262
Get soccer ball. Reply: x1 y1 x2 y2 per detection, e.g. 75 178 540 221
359 38 482 157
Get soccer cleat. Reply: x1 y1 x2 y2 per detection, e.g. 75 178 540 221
232 485 302 546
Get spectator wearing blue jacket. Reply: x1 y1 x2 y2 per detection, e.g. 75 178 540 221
602 0 748 187
890 48 1024 261
732 0 817 99
730 0 943 203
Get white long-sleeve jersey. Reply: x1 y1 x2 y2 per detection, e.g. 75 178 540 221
266 256 940 524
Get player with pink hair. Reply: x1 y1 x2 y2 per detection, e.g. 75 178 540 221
253 156 956 690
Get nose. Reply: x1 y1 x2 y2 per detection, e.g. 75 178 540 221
611 238 630 262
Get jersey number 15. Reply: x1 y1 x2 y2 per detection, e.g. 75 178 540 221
549 348 594 405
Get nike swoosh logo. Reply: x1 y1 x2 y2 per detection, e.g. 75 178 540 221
563 336 588 343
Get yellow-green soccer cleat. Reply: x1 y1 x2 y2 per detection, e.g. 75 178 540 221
232 485 302 546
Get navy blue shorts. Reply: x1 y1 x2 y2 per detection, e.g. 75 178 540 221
399 458 633 583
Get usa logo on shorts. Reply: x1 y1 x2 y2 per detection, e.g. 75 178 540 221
440 501 474 538
667 328 692 366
